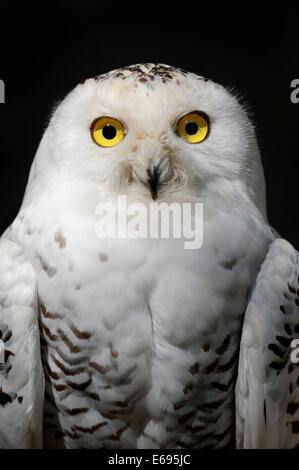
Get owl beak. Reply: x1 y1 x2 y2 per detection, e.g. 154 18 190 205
147 165 160 200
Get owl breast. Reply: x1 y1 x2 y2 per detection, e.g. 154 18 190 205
11 206 270 449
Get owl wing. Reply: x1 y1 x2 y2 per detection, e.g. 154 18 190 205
235 238 299 449
0 238 44 448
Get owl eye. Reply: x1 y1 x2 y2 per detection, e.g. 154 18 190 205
91 117 126 147
176 111 209 144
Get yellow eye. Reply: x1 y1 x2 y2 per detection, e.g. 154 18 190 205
177 111 209 144
91 117 126 147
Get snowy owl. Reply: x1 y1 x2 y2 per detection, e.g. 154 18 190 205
0 63 298 449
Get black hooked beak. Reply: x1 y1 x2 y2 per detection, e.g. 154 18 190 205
147 165 160 200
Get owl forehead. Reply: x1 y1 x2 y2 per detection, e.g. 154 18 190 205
92 63 216 105
93 63 198 85
80 64 221 126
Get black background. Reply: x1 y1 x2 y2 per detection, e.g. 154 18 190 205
0 2 298 246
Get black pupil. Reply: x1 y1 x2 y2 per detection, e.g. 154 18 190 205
185 121 198 135
102 124 117 139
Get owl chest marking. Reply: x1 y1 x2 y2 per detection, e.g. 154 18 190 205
30 221 255 448
39 292 242 449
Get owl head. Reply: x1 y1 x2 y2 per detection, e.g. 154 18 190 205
27 64 266 216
